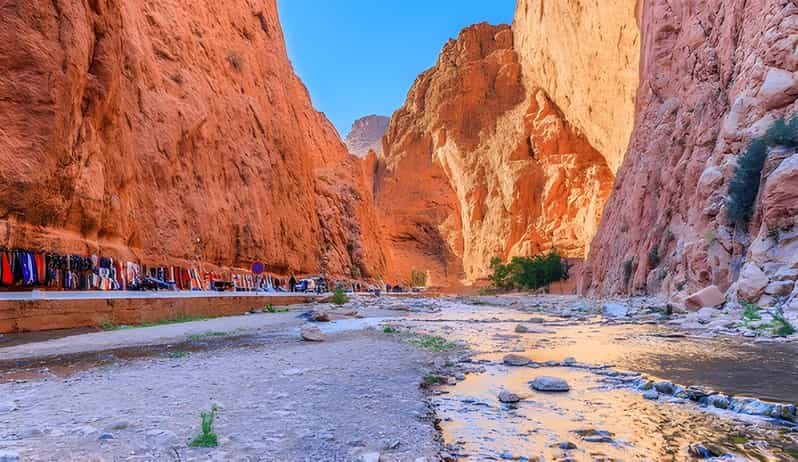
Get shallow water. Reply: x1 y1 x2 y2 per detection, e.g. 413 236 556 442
405 303 798 461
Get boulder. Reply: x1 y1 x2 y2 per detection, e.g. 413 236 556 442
736 264 770 302
601 303 629 318
758 67 798 110
498 390 521 403
530 376 570 392
685 285 725 310
300 325 325 342
502 354 532 367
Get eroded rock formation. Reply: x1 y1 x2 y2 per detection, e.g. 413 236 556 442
374 24 613 286
582 0 798 309
513 0 641 172
0 0 384 278
345 115 390 157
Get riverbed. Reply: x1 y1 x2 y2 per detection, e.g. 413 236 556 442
1 294 797 461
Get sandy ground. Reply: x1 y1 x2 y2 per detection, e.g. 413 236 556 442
0 329 440 461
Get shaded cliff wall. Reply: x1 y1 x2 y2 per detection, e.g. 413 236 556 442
0 0 385 278
582 0 798 305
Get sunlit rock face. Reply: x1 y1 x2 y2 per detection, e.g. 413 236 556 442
0 0 385 277
374 23 613 286
345 115 390 157
582 0 798 302
513 0 641 172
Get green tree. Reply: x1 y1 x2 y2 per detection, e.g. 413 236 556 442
489 250 569 291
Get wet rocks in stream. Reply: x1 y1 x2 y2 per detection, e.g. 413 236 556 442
502 354 532 367
497 390 521 404
530 376 570 392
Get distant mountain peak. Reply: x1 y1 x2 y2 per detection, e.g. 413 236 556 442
344 115 390 157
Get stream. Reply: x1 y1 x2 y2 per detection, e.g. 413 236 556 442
399 300 798 461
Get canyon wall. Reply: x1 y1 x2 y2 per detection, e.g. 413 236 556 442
513 0 641 172
374 24 613 286
582 0 798 308
0 0 384 278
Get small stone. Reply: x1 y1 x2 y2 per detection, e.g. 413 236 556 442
455 372 466 381
530 376 570 392
310 310 330 322
502 354 532 366
562 357 577 366
300 325 325 342
642 390 659 400
558 441 578 450
498 390 521 403
703 394 730 409
99 432 114 440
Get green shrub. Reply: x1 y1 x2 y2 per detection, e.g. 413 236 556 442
772 312 796 337
742 304 762 321
622 259 634 287
489 250 569 291
727 139 768 225
648 247 660 268
332 288 349 305
189 404 219 448
764 116 798 147
727 116 798 226
413 335 457 352
410 269 427 287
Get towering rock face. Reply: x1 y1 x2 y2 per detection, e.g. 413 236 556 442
375 24 613 286
345 115 390 157
582 0 798 304
0 0 384 278
513 0 641 171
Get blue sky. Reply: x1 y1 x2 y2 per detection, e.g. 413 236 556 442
278 1 516 137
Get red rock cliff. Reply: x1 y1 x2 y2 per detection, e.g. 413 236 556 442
581 0 798 306
375 24 613 287
0 0 385 278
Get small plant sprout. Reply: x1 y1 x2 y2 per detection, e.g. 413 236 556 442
189 404 219 448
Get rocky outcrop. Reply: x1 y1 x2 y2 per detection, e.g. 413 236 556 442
0 0 384 278
374 24 613 286
582 0 798 304
344 115 390 157
513 0 641 172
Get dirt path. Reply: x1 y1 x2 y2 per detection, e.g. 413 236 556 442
0 303 406 362
0 329 440 461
